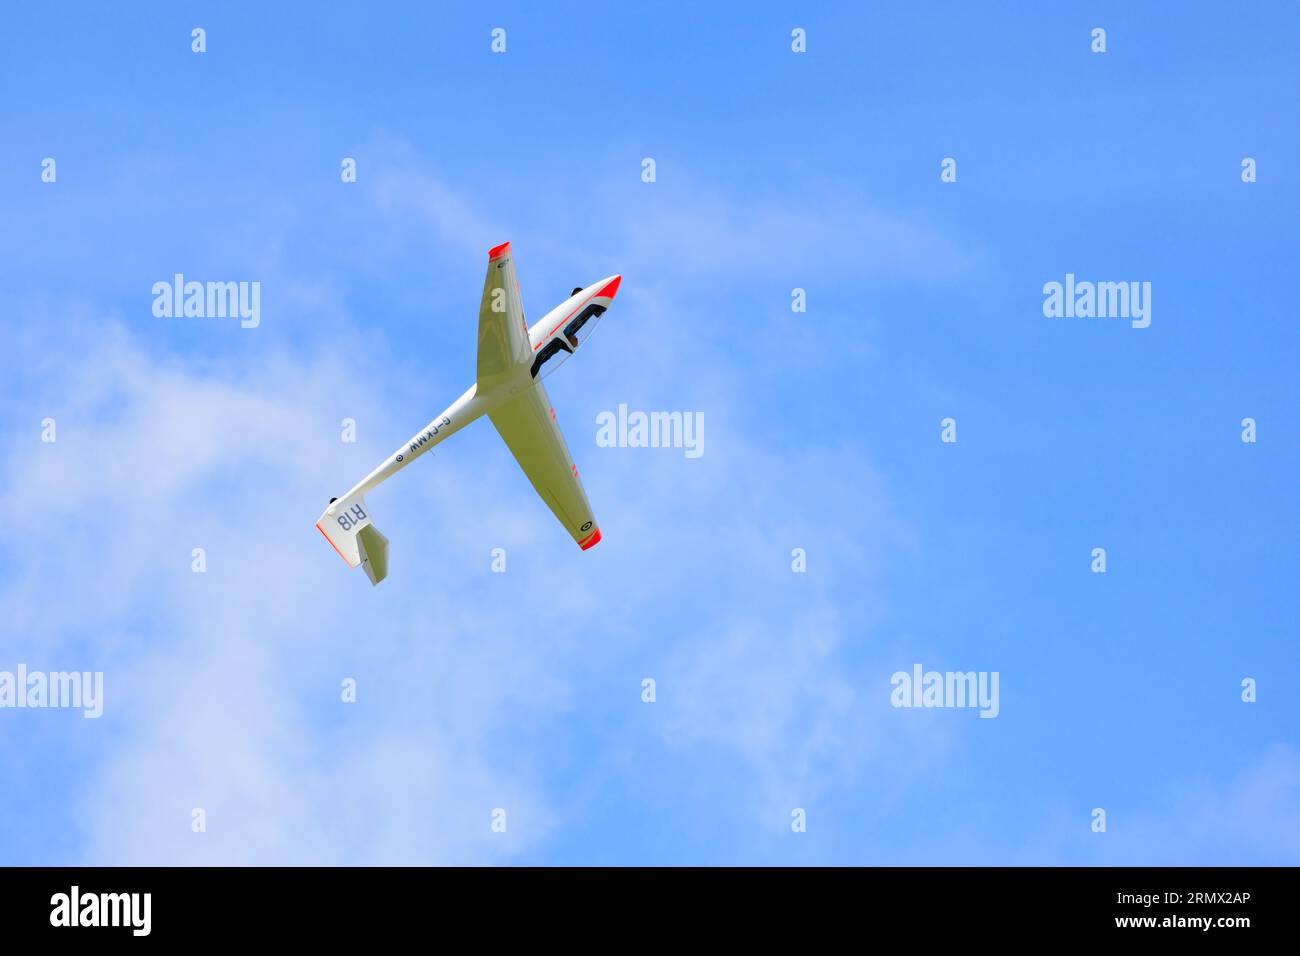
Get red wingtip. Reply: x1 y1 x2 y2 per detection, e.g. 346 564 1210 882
595 275 621 301
488 241 511 260
579 528 602 551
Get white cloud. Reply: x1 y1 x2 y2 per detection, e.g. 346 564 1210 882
0 152 946 864
0 299 930 862
1102 744 1300 865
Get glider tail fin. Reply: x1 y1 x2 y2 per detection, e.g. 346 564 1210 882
316 492 390 586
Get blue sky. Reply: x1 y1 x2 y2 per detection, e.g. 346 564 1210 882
1 2 1297 865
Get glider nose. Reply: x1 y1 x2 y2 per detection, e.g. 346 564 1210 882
593 275 621 302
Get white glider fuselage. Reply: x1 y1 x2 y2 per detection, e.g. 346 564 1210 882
316 241 621 584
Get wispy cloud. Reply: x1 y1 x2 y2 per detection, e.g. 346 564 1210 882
1 259 925 864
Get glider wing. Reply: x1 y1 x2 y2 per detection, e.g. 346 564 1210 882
477 241 532 388
488 382 602 550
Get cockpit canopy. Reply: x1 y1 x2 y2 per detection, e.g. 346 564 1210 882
530 301 606 380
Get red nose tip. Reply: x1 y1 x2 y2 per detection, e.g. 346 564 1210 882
595 276 621 300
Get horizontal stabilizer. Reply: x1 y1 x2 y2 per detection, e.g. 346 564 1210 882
357 525 389 586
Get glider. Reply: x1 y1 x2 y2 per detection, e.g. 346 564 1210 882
316 242 621 584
